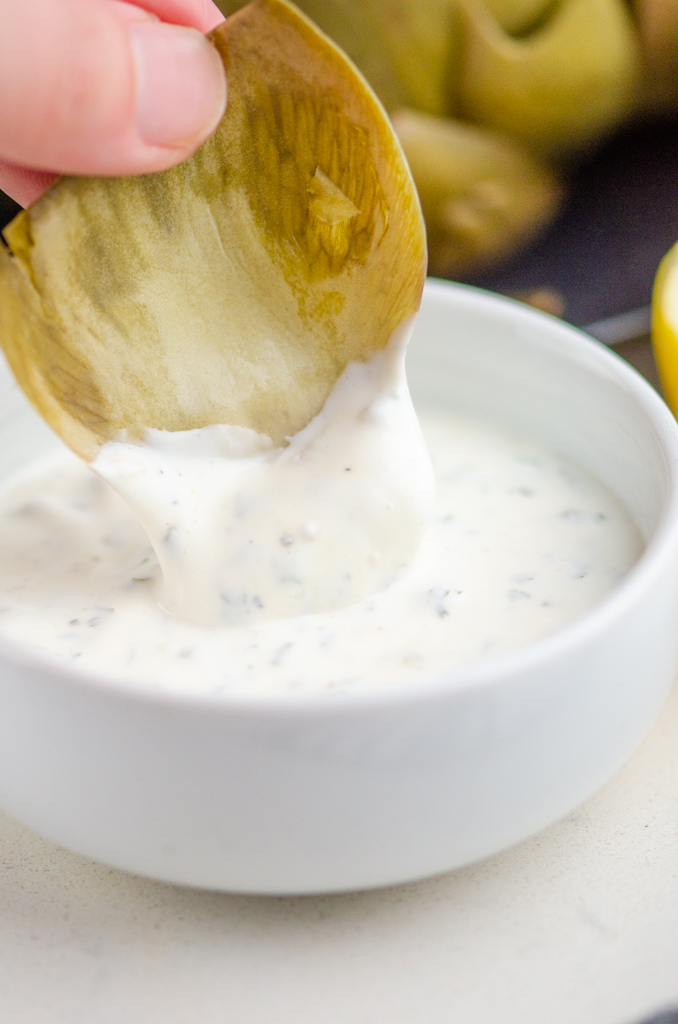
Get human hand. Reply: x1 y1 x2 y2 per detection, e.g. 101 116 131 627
0 0 227 207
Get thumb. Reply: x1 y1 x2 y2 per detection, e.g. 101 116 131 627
0 0 227 181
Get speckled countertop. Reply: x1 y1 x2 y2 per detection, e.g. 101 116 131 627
0 677 674 1024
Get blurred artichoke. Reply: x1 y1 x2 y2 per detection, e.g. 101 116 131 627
483 0 554 34
217 0 460 115
214 0 678 278
393 109 562 275
456 0 641 160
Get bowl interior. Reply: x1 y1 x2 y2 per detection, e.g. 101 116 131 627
408 282 673 545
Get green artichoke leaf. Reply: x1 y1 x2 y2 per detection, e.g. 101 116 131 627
0 0 426 461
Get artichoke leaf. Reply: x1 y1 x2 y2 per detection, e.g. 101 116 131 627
392 108 562 276
457 0 642 160
0 0 426 462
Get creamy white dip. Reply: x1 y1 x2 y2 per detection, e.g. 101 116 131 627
0 384 641 696
91 325 435 628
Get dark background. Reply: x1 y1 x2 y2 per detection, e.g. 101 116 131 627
467 113 678 331
0 189 19 238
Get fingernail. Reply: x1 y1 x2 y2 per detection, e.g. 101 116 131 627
130 23 227 149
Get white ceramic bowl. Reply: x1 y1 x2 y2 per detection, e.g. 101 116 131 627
0 280 677 895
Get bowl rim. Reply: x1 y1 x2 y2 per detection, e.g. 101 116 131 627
1 278 677 717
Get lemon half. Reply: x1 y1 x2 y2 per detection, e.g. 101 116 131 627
652 241 678 415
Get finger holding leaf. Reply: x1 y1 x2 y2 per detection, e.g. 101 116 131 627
0 0 426 462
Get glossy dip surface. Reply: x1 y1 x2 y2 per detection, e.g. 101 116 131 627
0 408 641 697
